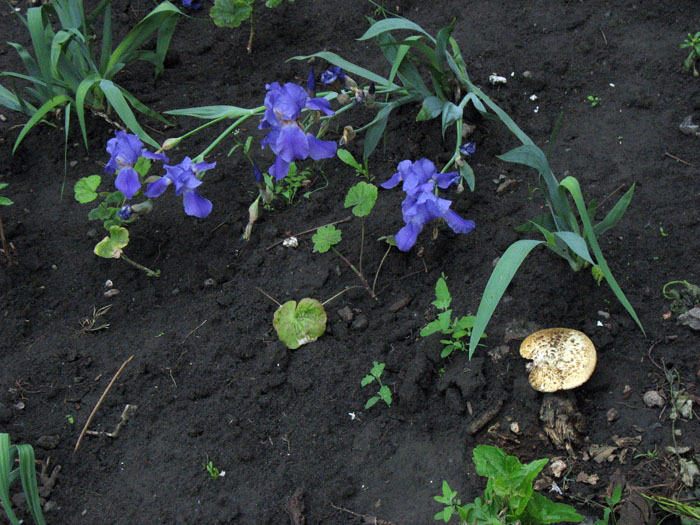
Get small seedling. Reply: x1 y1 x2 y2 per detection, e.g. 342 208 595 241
591 265 605 286
681 30 700 76
663 280 700 315
65 415 74 425
312 181 379 298
337 148 373 180
1 433 46 525
633 447 658 460
420 274 485 358
361 361 392 409
587 95 601 107
593 485 622 525
434 445 583 523
659 226 669 237
202 459 225 480
0 183 13 265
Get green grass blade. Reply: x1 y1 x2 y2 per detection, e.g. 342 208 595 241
434 19 455 71
76 74 101 150
377 32 430 96
469 240 543 356
16 444 45 525
13 94 71 153
0 434 20 525
553 231 595 265
593 183 635 237
288 52 397 89
559 176 644 334
362 103 393 160
104 2 182 78
99 79 159 148
0 85 31 114
119 88 172 125
153 13 179 78
99 2 113 73
165 105 258 119
27 7 55 92
6 42 42 85
358 18 436 44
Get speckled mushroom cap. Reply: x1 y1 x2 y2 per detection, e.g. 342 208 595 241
519 328 597 392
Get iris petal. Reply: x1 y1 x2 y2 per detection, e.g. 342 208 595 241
182 189 212 218
115 167 141 199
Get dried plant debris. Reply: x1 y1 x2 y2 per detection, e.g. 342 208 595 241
539 393 585 455
78 305 112 333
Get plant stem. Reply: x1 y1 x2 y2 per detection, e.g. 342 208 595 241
0 212 12 265
247 8 254 54
331 247 376 299
372 244 391 294
359 219 365 275
322 286 365 306
120 253 159 277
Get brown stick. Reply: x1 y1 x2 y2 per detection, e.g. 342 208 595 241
74 355 134 452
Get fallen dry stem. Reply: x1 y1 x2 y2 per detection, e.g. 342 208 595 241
74 355 134 452
265 216 352 250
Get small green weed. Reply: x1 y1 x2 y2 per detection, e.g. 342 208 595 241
593 485 622 525
587 95 601 107
361 361 392 409
420 274 485 358
337 148 373 180
202 459 224 480
681 30 700 76
434 445 583 523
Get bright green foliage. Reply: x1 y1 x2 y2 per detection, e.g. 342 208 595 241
337 149 372 180
74 175 101 203
681 31 700 76
292 16 533 189
312 225 342 253
273 298 327 350
0 0 181 152
468 144 643 356
434 445 584 524
202 460 223 480
94 225 129 259
421 274 484 358
586 95 601 107
263 162 313 205
0 183 12 207
344 182 377 217
361 361 392 409
0 433 46 525
210 0 294 52
594 485 622 525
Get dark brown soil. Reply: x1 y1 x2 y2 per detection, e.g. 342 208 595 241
2 1 700 523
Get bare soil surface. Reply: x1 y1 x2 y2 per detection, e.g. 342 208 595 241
2 1 700 523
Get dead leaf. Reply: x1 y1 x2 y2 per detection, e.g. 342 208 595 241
589 444 618 463
576 472 599 485
679 458 700 487
612 435 642 447
550 458 567 478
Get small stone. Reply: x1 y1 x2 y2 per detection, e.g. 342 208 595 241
337 306 353 322
598 310 611 319
69 160 78 167
607 407 620 422
643 390 665 408
104 288 120 298
203 278 217 287
36 435 60 450
43 500 57 513
351 315 368 330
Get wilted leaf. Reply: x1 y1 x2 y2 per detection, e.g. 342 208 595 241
273 298 327 350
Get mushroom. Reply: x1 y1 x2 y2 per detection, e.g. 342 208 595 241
519 328 597 392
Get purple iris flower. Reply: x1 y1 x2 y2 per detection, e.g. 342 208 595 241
259 82 336 180
104 131 168 199
253 162 263 184
460 141 476 157
181 0 201 9
306 68 316 96
381 159 474 251
144 157 214 219
320 66 346 85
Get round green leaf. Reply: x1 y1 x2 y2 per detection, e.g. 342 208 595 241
74 175 102 203
273 298 327 349
94 226 129 259
312 225 342 253
344 182 378 217
0 197 12 206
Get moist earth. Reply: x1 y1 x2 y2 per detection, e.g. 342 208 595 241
1 1 700 523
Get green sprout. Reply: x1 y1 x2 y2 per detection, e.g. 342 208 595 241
420 274 485 358
593 485 622 525
361 361 392 409
0 183 13 265
65 415 75 425
337 148 373 181
587 95 601 107
681 30 700 76
1 433 46 525
202 459 224 480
